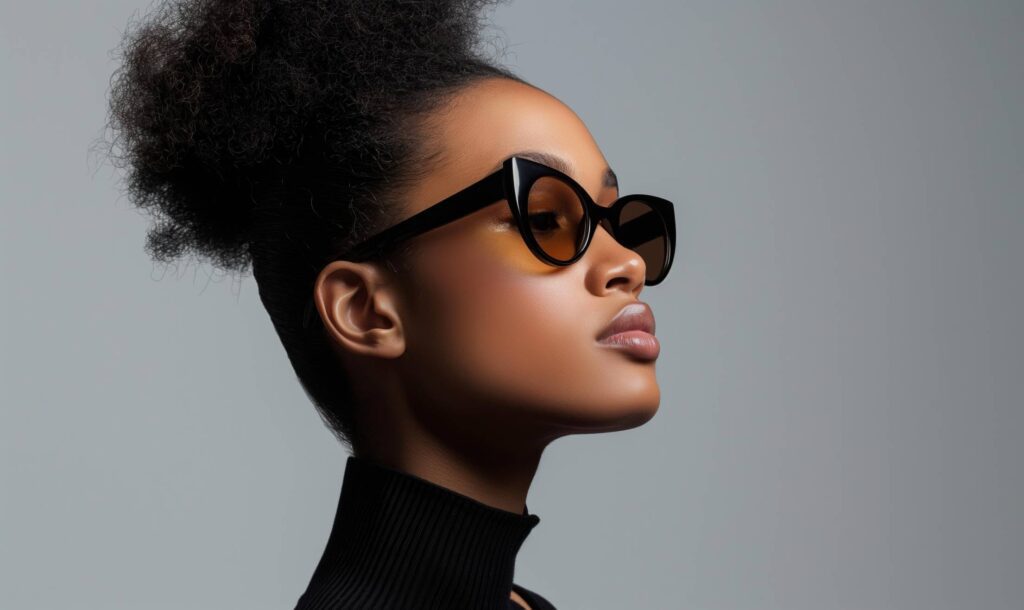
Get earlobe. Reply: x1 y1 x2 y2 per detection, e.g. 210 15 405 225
313 261 406 359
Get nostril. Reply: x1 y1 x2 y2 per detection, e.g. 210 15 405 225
606 275 634 292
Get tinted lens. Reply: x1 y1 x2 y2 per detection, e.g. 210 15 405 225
525 176 587 261
617 199 669 282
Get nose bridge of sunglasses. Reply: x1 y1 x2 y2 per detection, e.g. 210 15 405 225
589 196 617 223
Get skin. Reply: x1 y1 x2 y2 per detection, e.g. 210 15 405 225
312 76 660 533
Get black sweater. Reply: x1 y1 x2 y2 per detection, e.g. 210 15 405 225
295 456 557 610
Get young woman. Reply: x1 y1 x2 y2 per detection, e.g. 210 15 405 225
106 0 676 608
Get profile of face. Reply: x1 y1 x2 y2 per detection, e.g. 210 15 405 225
314 77 661 458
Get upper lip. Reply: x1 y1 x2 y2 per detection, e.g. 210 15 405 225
597 301 656 341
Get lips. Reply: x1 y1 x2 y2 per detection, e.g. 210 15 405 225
596 301 656 342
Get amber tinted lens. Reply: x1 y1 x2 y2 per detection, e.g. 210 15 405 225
525 176 587 261
617 199 668 282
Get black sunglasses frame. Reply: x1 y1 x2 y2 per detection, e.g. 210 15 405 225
302 155 676 328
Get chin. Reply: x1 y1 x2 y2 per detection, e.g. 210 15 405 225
547 382 661 433
607 394 661 431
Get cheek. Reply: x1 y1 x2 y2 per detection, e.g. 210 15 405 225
405 237 657 425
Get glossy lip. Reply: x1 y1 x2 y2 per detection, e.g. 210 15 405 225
597 301 656 341
596 301 660 360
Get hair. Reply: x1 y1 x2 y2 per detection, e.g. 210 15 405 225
102 0 528 450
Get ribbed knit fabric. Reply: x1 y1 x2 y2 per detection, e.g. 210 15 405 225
294 455 557 610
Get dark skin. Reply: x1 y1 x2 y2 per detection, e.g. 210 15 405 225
311 77 661 607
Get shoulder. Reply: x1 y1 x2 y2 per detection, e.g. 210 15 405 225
511 582 558 610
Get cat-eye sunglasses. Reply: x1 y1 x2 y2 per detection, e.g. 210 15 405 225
302 155 676 329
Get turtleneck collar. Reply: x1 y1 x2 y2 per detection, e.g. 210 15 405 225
295 455 541 610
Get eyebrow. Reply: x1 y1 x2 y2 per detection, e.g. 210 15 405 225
502 150 619 191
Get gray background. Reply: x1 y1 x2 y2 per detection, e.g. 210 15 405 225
2 1 1021 608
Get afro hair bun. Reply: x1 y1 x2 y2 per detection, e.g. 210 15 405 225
105 0 514 272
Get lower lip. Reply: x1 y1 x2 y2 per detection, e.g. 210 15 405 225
597 331 660 360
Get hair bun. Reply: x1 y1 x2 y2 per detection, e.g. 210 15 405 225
105 0 303 271
104 0 512 274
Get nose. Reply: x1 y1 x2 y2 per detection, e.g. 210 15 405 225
583 220 646 297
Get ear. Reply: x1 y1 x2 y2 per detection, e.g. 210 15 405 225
312 260 406 359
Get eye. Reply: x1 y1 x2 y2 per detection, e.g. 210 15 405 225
497 211 566 234
527 210 562 234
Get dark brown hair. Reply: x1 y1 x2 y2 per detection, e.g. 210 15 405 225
102 0 527 449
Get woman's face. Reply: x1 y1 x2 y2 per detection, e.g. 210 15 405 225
324 77 662 450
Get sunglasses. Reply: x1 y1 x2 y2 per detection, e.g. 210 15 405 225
302 155 676 329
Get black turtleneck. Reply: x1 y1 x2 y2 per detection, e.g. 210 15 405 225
295 456 557 610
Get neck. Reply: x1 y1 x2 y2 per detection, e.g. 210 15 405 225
350 401 552 514
296 456 542 610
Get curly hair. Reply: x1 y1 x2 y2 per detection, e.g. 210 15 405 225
102 0 527 449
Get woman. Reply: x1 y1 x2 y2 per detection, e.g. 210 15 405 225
106 0 676 608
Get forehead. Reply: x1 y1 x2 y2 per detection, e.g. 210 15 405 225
408 78 616 213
